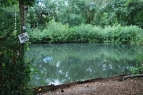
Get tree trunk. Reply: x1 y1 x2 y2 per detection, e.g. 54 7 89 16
18 0 26 59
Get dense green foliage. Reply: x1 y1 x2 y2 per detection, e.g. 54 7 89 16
0 7 32 94
27 0 143 28
28 20 143 44
0 0 35 94
129 54 143 74
0 0 35 6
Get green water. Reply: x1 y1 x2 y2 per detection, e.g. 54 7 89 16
25 43 143 87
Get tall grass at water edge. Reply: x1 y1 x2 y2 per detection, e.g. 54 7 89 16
28 20 143 44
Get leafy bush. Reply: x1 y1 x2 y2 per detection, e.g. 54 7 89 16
0 31 33 95
45 19 69 43
27 19 143 44
0 8 33 95
68 24 102 43
103 25 142 44
28 19 69 43
128 54 143 74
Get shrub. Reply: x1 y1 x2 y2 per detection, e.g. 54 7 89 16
128 54 143 74
28 19 69 43
27 20 143 44
0 30 33 95
102 25 143 44
0 9 33 94
72 24 102 43
45 19 69 43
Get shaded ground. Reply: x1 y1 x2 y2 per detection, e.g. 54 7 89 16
36 76 143 95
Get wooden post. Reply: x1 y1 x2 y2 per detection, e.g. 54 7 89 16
18 0 28 59
19 0 28 32
19 0 25 33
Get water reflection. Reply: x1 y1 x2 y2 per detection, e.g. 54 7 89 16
43 56 53 63
25 43 143 87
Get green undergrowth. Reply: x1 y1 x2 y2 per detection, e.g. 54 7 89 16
0 8 33 94
128 54 143 74
27 19 143 44
0 30 33 95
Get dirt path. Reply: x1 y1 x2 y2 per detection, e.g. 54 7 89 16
36 76 143 95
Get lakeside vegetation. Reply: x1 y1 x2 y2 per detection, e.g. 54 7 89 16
28 19 143 44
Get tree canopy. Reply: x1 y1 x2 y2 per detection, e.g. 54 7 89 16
26 0 143 28
0 0 35 6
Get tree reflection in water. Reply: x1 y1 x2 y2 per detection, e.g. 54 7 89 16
25 43 143 87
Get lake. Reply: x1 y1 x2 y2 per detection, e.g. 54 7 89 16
25 43 143 87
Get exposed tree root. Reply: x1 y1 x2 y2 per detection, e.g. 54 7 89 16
123 74 143 81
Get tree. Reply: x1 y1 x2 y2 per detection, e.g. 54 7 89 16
27 0 57 29
93 0 143 27
27 0 108 26
24 0 143 27
0 0 35 94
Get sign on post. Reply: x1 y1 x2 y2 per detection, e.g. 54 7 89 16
18 32 29 43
